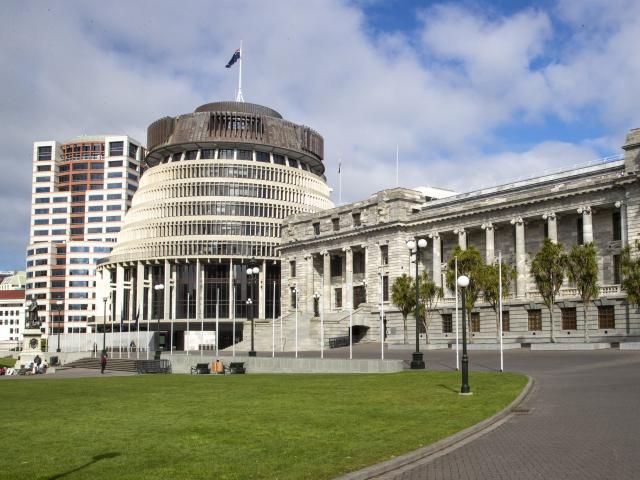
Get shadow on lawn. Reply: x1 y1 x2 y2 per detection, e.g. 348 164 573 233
436 383 458 394
47 452 121 480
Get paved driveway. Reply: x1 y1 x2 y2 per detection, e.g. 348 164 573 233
378 348 640 480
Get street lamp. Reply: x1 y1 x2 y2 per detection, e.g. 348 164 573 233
102 296 108 354
457 275 471 395
154 284 164 351
247 258 259 357
406 238 427 369
55 300 63 353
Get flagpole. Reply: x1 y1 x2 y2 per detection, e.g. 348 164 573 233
119 316 122 359
338 160 342 204
455 256 459 371
380 270 384 360
127 316 130 359
186 291 190 357
236 40 244 102
215 288 220 357
272 281 276 358
499 251 504 372
137 310 140 360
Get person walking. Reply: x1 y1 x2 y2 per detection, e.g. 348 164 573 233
100 351 108 374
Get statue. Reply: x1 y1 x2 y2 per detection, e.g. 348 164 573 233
26 298 41 329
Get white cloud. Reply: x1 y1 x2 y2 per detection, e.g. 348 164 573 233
0 0 639 268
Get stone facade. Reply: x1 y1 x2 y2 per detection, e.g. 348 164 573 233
278 128 640 346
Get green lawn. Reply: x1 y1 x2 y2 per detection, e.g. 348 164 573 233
1 372 526 480
0 356 16 368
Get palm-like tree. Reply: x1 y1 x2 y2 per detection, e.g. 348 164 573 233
531 238 566 343
446 246 485 339
417 271 444 344
481 261 516 342
391 274 415 344
565 243 599 342
621 240 640 309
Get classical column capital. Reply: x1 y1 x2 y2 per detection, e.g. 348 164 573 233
542 212 556 220
615 200 624 208
360 244 368 250
481 222 494 230
303 253 312 260
577 206 592 215
510 217 524 225
428 232 440 239
342 246 352 253
320 249 330 256
453 228 466 235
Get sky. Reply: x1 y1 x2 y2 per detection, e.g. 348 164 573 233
1 0 640 270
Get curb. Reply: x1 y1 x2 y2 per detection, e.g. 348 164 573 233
335 374 535 480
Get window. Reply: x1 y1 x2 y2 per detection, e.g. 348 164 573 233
106 226 120 233
237 150 252 160
219 149 234 159
89 194 103 201
109 141 124 156
613 255 621 284
88 217 102 223
107 194 121 200
70 246 90 252
34 219 48 225
51 218 67 224
256 151 270 163
107 182 122 189
290 260 296 277
88 205 103 212
172 153 182 162
273 154 286 165
108 160 123 168
596 305 615 329
51 229 66 235
201 149 215 159
184 150 197 160
612 211 622 241
35 187 50 193
87 227 102 233
106 216 121 222
69 258 89 264
577 217 583 245
37 146 52 161
54 207 69 213
470 312 480 332
73 163 88 170
35 198 50 204
561 307 577 330
35 247 48 254
380 245 389 265
35 176 50 183
442 314 453 333
528 310 542 331
335 288 342 308
313 222 320 236
383 275 389 302
107 171 122 178
352 212 362 227
332 218 340 231
501 311 510 332
128 143 138 158
106 204 120 211
37 165 51 172
34 208 48 214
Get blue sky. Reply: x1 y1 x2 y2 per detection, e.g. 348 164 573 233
1 0 639 270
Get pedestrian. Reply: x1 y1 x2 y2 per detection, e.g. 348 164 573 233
100 351 108 374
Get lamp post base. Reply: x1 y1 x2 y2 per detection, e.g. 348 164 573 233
410 351 425 369
248 350 257 357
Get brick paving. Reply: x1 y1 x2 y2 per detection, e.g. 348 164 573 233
372 348 640 480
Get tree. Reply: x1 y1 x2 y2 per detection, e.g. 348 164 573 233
391 274 415 344
531 238 566 343
565 243 599 342
416 271 444 345
446 246 485 337
620 240 640 309
481 261 516 342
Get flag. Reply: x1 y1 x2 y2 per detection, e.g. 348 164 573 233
338 162 341 174
226 48 240 68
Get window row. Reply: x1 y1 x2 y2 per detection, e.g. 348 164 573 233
129 220 281 239
161 148 313 172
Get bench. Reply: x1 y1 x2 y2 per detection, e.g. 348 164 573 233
228 362 246 374
329 336 350 348
190 363 211 375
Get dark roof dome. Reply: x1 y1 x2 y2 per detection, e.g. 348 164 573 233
194 101 282 119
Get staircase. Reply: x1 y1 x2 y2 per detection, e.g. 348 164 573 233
64 357 170 374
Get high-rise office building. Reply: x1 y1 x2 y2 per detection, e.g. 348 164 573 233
25 136 144 339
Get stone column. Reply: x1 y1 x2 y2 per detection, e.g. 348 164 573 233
543 212 557 243
512 218 527 297
579 206 593 244
305 253 314 311
429 233 442 287
171 265 177 320
195 259 202 320
344 247 353 310
146 267 153 325
259 259 266 319
322 251 331 310
616 201 628 246
482 223 495 264
228 260 234 320
128 280 134 321
163 260 171 320
454 228 467 250
136 262 144 320
115 264 124 323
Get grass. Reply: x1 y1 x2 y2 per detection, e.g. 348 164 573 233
1 372 526 480
0 356 16 368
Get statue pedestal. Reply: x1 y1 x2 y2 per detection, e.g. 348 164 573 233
16 328 44 369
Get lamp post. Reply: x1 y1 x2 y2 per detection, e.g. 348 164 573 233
406 238 427 369
154 284 164 352
102 296 108 354
55 300 63 353
457 275 471 394
247 258 259 357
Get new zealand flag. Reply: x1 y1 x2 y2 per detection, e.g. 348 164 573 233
226 49 240 68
